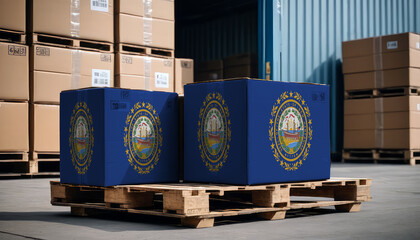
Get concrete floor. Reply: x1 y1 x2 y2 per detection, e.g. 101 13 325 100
0 163 419 240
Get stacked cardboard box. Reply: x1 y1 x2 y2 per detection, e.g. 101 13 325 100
223 54 258 79
0 1 30 175
342 32 420 161
114 0 193 94
195 60 223 82
25 0 115 172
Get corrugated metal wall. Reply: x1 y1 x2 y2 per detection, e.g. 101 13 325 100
176 9 258 62
270 0 420 153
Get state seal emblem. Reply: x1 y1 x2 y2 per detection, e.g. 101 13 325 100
198 92 231 172
269 91 313 171
69 102 94 174
124 102 162 174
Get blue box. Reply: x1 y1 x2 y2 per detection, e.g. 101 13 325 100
60 88 178 186
184 79 330 185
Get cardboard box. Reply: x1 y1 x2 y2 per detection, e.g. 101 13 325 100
344 112 420 130
116 0 174 21
0 102 29 151
115 53 174 92
195 60 223 82
345 96 420 115
344 129 420 149
31 104 60 152
223 54 258 78
31 45 114 103
31 0 113 42
0 42 28 101
344 68 420 91
184 79 330 185
116 14 174 50
60 88 179 186
342 32 420 58
342 49 420 74
175 58 194 95
0 0 26 32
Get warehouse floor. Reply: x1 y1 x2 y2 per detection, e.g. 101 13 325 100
0 163 419 240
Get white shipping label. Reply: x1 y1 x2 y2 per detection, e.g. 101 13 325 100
91 0 109 12
92 69 111 87
155 72 169 88
387 41 398 49
417 104 420 111
417 42 420 49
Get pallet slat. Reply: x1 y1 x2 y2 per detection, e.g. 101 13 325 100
344 87 420 99
51 177 371 228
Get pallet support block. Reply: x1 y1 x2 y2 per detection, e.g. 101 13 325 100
333 185 362 212
71 207 103 217
181 217 214 228
252 185 290 207
163 190 210 216
105 188 154 209
258 211 286 220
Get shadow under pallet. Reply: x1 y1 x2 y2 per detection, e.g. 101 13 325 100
51 177 372 228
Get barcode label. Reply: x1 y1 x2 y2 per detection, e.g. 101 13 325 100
155 72 169 88
417 104 420 111
91 0 108 12
92 69 111 87
417 42 420 49
387 41 398 49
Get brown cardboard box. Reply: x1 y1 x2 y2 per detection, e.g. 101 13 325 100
31 45 114 103
31 104 59 152
343 49 420 74
0 42 28 101
116 0 174 21
0 0 26 32
223 54 257 78
342 32 420 58
116 14 174 50
381 32 420 53
31 0 113 43
342 37 379 58
175 58 194 95
115 53 174 92
195 60 223 82
0 102 29 151
345 96 420 115
344 68 420 91
344 129 420 149
344 112 420 130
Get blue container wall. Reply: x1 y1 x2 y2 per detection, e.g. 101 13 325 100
262 0 420 153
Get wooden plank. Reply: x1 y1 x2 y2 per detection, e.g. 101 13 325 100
117 43 174 58
32 33 113 53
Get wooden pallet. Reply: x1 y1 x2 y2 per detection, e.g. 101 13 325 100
345 87 420 99
0 151 60 178
32 33 113 52
117 43 174 58
50 178 371 228
342 149 420 165
0 28 26 44
0 152 28 162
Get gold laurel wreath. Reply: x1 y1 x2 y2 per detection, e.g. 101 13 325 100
197 92 231 172
124 102 162 174
269 92 313 171
69 102 94 175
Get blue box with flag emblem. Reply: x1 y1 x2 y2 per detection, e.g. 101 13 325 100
60 88 178 186
184 79 330 185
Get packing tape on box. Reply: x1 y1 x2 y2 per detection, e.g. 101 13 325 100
70 0 81 38
374 37 382 54
144 0 153 17
71 50 82 89
143 17 153 45
375 54 383 71
374 71 384 89
144 56 151 90
374 98 384 148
